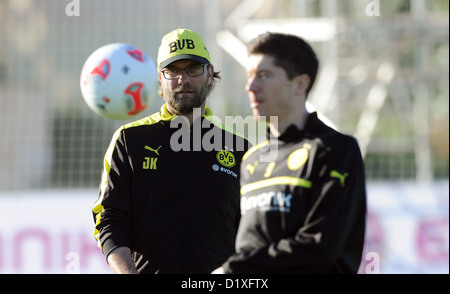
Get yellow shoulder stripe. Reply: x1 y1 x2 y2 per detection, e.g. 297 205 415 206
204 107 250 142
241 176 312 194
93 104 172 248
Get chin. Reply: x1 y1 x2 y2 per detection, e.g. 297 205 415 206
253 114 267 123
252 109 265 120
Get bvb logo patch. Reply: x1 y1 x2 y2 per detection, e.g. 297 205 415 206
287 148 309 170
216 150 236 168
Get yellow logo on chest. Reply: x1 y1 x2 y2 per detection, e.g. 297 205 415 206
287 148 309 170
143 157 158 170
143 145 161 170
216 150 236 168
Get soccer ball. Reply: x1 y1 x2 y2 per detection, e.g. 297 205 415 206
80 43 158 120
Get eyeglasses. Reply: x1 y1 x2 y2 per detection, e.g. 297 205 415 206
161 64 209 80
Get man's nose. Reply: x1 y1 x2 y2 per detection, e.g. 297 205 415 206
177 71 190 84
246 75 258 93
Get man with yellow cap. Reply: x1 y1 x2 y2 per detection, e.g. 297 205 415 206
92 28 251 274
156 28 221 122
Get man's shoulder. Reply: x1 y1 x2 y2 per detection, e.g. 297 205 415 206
307 112 359 147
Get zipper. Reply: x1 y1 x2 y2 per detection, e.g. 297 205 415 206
181 126 194 272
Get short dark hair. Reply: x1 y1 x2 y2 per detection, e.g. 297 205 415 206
247 32 319 97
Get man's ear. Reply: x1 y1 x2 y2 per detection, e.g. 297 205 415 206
157 71 163 97
294 74 311 95
158 71 162 83
208 64 214 84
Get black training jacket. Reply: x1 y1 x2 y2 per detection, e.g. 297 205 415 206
221 112 367 274
92 104 251 273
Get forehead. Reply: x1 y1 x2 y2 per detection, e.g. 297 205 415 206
165 59 200 68
247 54 277 71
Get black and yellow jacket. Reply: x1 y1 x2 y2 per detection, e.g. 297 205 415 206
221 112 367 274
92 104 251 274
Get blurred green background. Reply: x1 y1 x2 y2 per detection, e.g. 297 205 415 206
0 0 448 189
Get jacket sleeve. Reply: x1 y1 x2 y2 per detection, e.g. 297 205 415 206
92 127 134 260
222 136 367 274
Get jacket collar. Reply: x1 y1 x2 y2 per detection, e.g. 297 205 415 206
160 103 213 121
268 112 318 142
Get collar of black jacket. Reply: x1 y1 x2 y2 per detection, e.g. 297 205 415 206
267 112 317 142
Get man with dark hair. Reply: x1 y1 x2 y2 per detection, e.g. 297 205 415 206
213 32 367 274
247 32 319 97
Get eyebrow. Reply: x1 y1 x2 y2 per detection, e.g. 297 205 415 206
166 62 201 69
248 68 273 75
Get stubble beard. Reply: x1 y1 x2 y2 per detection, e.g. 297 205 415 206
163 82 209 115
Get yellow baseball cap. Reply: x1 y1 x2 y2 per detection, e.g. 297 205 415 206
157 28 211 70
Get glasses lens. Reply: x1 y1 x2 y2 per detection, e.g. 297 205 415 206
162 64 207 79
185 64 204 77
162 68 179 79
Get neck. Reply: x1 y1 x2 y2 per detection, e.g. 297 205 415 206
166 104 206 125
269 108 309 137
